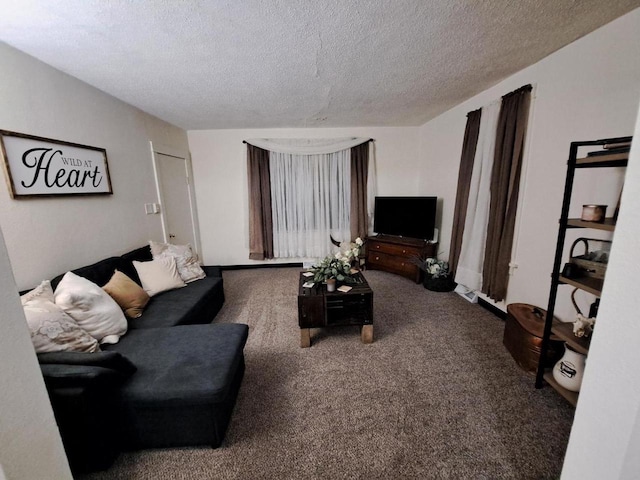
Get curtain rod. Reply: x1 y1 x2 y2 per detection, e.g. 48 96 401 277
242 138 374 144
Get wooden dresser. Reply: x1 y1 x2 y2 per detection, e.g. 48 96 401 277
366 235 437 283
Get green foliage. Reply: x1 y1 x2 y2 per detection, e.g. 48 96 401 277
311 255 354 284
411 256 450 279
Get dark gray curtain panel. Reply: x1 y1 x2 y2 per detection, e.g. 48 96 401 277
448 108 482 276
247 144 274 260
350 141 369 240
482 85 532 301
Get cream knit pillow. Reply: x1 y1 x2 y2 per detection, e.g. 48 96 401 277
132 256 186 297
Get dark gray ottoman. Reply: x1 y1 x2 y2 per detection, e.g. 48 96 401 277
105 323 249 449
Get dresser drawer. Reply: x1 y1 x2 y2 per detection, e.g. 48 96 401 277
368 240 421 257
368 251 418 278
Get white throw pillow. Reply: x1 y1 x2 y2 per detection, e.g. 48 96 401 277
54 272 128 345
22 280 100 353
149 240 206 283
133 256 186 297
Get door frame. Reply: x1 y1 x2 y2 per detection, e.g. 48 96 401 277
149 141 202 255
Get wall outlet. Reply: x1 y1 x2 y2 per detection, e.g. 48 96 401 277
144 203 161 214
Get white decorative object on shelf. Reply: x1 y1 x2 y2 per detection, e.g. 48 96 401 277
553 343 587 392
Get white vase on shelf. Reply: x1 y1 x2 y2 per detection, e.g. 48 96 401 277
552 343 587 392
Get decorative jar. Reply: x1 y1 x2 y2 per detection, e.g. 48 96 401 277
552 343 586 392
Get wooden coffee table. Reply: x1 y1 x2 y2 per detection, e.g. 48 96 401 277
297 271 373 347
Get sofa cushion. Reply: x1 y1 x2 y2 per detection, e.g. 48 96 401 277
51 257 122 291
119 246 153 285
149 241 206 283
54 272 128 345
22 281 101 354
130 275 224 329
105 323 249 405
103 271 150 318
133 257 186 297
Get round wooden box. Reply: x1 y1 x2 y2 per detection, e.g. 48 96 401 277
503 303 563 374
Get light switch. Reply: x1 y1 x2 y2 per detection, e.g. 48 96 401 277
152 203 161 214
144 203 154 214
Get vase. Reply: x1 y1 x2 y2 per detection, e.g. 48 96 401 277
552 343 586 392
326 278 337 292
423 274 456 292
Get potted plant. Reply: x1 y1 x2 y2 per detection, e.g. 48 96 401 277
412 256 456 292
311 254 355 291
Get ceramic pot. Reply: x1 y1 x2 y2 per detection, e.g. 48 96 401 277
326 278 337 292
552 343 586 392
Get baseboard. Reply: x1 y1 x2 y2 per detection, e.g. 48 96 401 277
478 297 507 320
219 262 303 271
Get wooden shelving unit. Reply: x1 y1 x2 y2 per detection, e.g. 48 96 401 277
551 320 590 355
535 136 631 405
543 372 578 407
566 218 616 231
558 275 603 297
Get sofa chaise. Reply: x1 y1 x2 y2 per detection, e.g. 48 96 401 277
33 246 248 473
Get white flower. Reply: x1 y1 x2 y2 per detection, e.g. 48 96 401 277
355 237 363 246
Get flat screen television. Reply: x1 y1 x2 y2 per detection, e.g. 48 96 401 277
373 196 437 240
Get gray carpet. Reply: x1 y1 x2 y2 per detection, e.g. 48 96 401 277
82 268 574 480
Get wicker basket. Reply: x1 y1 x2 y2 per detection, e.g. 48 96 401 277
569 238 611 280
423 274 456 292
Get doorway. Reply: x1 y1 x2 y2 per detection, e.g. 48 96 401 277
150 142 201 253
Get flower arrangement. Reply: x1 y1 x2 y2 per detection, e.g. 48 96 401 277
311 254 354 283
420 257 450 279
335 237 364 264
411 255 456 292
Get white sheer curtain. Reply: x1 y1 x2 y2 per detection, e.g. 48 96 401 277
455 100 500 291
270 149 351 258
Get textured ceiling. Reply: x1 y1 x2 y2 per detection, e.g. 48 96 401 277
0 1 639 130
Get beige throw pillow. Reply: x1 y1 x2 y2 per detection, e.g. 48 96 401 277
54 272 128 345
21 281 100 353
133 256 186 297
103 270 150 318
149 240 206 283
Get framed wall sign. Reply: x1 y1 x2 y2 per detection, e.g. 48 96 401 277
0 130 113 198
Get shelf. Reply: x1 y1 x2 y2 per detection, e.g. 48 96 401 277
543 372 578 407
576 152 628 167
559 275 603 296
566 218 616 231
551 320 591 355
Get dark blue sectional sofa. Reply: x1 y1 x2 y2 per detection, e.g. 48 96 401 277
34 246 248 473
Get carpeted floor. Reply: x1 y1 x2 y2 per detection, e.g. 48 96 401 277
81 268 574 480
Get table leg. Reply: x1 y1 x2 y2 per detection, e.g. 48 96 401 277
300 328 311 348
361 325 373 344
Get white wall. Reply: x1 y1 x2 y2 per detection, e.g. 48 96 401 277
0 43 189 290
0 224 72 480
561 102 640 480
417 9 640 319
188 127 420 265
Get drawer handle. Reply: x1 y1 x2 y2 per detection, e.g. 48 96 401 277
375 256 379 260
402 249 406 253
376 245 380 249
401 262 405 266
